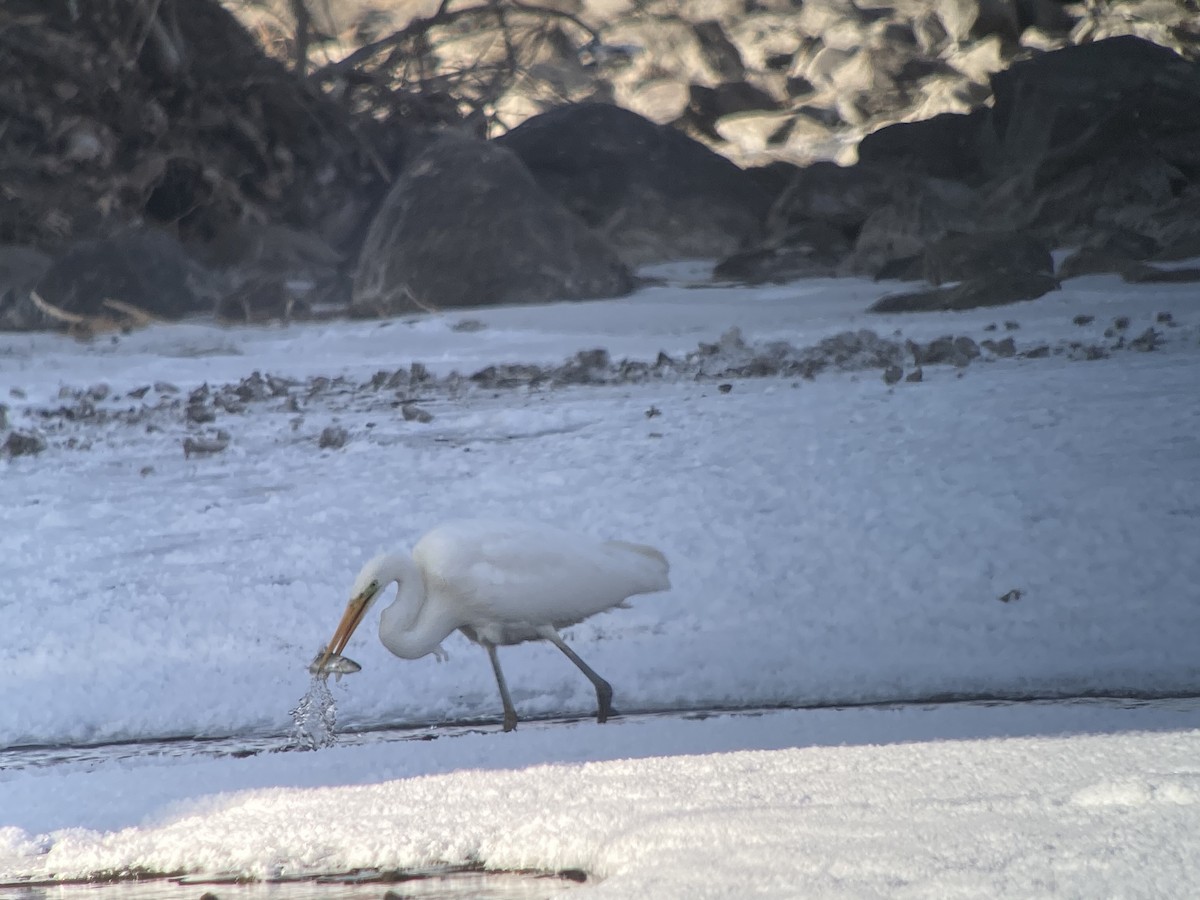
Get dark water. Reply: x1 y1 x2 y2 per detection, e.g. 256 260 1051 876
3 693 1200 774
0 867 585 900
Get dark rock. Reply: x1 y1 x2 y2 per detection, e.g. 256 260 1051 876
319 425 348 448
713 221 851 282
216 276 310 324
401 403 434 423
922 231 1052 285
0 245 53 331
848 177 980 277
870 272 1058 312
936 0 1021 43
785 74 815 98
1072 315 1094 326
981 336 1017 356
234 373 272 403
693 21 746 82
554 348 612 385
745 161 803 203
874 255 925 281
4 430 46 457
908 335 980 367
182 430 230 458
1087 230 1161 262
984 37 1200 237
954 336 981 362
34 229 213 321
186 402 216 424
687 81 780 138
497 103 770 266
1121 264 1200 284
470 364 547 389
989 36 1198 155
1058 250 1134 281
850 36 1200 266
905 367 924 382
1150 194 1200 260
883 365 904 384
351 132 632 315
1075 345 1109 361
769 161 896 233
749 160 896 278
1129 328 1162 352
857 110 989 182
1015 0 1075 33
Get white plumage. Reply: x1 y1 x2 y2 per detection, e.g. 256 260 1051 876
317 519 670 731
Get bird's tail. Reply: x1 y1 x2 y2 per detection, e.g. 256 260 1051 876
604 540 671 591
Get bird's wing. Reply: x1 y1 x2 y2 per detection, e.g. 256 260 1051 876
414 520 669 628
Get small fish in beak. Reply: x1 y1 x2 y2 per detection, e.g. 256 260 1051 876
308 648 362 681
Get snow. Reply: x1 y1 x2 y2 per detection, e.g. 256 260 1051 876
2 267 1199 895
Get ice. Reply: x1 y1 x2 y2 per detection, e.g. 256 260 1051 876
1 267 1199 895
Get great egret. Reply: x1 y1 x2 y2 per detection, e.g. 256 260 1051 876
315 519 671 732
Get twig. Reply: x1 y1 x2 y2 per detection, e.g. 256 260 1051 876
30 290 86 325
310 0 600 81
128 0 165 69
289 0 311 78
102 298 162 326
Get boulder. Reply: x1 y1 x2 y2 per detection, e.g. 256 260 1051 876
870 271 1058 312
922 231 1052 285
496 103 770 266
848 177 979 277
0 245 52 331
988 36 1200 172
981 37 1200 243
769 161 895 232
856 109 989 181
713 221 852 282
33 229 215 322
351 132 633 316
935 0 1021 43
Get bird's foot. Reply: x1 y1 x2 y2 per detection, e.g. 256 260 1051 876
502 711 518 733
432 645 449 662
596 681 614 724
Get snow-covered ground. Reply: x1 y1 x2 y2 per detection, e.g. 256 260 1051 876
2 268 1199 895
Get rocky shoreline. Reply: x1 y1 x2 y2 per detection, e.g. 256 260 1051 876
5 306 1194 460
1 2 1197 334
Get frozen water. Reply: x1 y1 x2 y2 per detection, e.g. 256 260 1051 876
2 267 1199 896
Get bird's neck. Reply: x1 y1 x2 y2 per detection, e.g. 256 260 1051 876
376 554 460 660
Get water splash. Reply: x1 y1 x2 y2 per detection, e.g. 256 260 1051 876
289 675 338 750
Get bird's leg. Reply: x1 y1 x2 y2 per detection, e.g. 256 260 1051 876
537 626 614 724
483 641 519 733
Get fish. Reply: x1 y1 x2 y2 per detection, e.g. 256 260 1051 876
308 648 362 681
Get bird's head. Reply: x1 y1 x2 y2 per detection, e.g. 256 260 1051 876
316 553 392 669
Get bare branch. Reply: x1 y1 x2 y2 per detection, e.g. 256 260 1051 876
310 0 601 82
289 0 312 78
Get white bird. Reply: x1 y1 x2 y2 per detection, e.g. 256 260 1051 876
315 519 671 732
